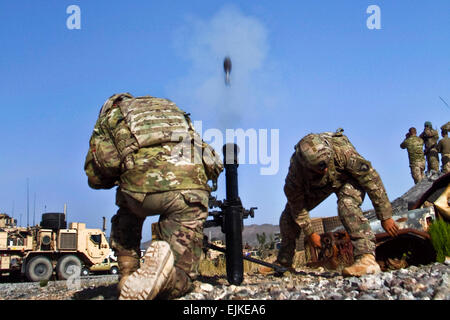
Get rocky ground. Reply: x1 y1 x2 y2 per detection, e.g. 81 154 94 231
0 262 448 300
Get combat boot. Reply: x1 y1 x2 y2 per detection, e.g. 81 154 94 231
117 255 140 294
157 266 194 300
342 254 381 277
119 241 174 300
271 259 294 276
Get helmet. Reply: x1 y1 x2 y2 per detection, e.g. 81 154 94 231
296 134 333 171
424 121 432 128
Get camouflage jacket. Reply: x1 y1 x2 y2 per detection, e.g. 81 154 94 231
284 132 392 236
85 95 214 196
420 128 439 152
437 137 450 155
400 135 425 165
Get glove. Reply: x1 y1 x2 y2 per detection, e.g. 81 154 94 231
309 232 322 248
381 218 399 237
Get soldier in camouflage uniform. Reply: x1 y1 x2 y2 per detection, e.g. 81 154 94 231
276 130 399 277
420 121 440 173
400 127 425 184
437 123 450 174
84 93 223 300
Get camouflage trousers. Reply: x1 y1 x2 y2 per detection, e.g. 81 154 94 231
410 160 425 184
277 182 376 267
110 188 209 298
441 154 450 174
426 149 440 172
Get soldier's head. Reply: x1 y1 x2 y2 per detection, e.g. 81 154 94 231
424 121 432 129
408 127 417 136
296 134 333 174
442 129 448 138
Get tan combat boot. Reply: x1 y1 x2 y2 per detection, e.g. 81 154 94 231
157 266 193 300
342 254 381 277
117 255 140 293
119 241 174 300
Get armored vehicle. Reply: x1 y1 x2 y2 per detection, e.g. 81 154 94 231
0 213 110 282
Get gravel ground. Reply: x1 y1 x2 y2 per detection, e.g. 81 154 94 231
0 262 448 300
0 275 119 300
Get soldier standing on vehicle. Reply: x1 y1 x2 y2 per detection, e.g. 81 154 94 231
400 127 425 184
84 93 223 300
276 130 399 277
437 124 450 174
420 121 440 173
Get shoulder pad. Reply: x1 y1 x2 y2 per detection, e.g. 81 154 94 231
100 93 133 116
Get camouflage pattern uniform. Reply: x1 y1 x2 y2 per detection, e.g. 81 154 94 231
400 135 425 184
437 134 450 174
420 125 440 172
441 122 450 133
277 131 393 267
85 93 223 298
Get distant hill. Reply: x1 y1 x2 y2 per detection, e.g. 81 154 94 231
204 224 280 247
141 223 279 250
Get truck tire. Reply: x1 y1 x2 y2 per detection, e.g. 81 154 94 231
25 256 53 282
110 266 119 275
56 255 82 280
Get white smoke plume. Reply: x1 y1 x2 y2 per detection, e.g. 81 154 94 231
168 5 285 131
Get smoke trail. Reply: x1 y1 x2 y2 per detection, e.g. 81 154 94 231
168 5 282 131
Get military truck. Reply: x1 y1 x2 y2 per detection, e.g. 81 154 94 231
0 212 110 282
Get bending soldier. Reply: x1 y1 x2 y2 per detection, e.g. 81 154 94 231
276 130 399 277
437 124 450 174
84 93 223 300
419 121 440 173
400 127 425 184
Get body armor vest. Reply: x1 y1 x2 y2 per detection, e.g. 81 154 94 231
118 96 190 149
98 93 192 171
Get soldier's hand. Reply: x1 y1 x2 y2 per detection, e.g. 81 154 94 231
309 232 322 248
381 218 399 237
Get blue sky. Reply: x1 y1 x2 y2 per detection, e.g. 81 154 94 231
0 1 449 241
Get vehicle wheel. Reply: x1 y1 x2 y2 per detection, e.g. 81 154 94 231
81 267 90 277
110 266 119 275
56 255 82 280
25 256 53 282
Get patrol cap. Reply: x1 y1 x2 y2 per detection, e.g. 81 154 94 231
296 134 332 170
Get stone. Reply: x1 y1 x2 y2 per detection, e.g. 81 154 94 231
200 283 214 292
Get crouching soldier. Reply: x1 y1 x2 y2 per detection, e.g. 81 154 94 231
276 130 399 277
84 93 223 299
